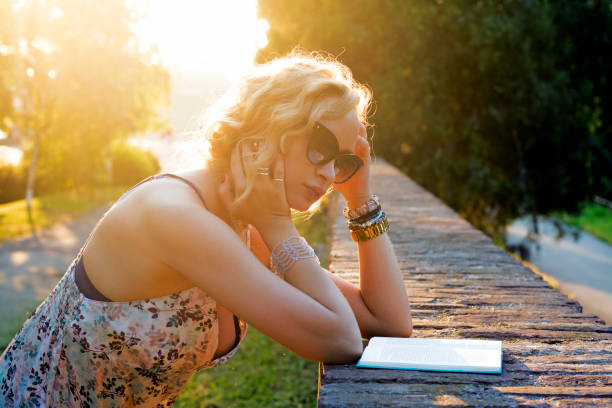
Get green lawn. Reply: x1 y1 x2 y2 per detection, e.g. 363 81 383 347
0 307 37 352
175 328 318 408
0 187 124 245
552 202 612 245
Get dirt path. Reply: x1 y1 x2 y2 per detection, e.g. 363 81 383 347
0 206 108 345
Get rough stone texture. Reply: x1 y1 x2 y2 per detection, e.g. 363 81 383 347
318 159 612 407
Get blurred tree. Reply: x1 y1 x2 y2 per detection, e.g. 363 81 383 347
0 2 17 134
257 0 612 239
1 0 169 233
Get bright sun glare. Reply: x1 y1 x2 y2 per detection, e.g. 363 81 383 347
129 0 270 170
134 0 269 78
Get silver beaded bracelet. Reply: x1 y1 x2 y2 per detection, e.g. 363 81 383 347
270 236 320 280
343 195 381 220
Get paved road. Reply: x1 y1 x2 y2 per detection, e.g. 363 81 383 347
505 215 612 324
0 207 107 344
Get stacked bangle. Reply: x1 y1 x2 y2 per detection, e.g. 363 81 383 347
344 195 390 242
343 195 381 220
347 210 385 230
350 216 389 242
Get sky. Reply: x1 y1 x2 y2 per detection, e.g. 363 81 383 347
0 0 270 166
133 0 269 78
132 0 270 134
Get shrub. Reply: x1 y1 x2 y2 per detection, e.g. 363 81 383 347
257 0 612 239
109 139 160 186
0 164 25 204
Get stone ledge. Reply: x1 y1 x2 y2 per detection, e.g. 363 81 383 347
318 158 612 407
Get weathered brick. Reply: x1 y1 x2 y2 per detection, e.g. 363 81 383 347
319 159 612 407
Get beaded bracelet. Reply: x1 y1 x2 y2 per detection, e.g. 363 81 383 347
347 210 386 231
270 236 320 280
349 204 382 224
343 195 381 220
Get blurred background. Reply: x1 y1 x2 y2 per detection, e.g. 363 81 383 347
1 0 611 406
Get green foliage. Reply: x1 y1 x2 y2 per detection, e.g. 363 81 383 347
0 164 25 203
552 203 612 245
0 0 169 194
292 194 332 267
257 0 612 239
110 140 160 186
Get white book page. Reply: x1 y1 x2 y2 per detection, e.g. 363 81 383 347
359 337 502 371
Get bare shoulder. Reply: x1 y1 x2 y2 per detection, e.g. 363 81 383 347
135 177 235 255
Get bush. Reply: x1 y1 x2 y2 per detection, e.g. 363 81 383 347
257 0 612 239
110 140 160 186
0 164 25 204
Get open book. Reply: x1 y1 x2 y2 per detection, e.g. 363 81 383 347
357 337 503 374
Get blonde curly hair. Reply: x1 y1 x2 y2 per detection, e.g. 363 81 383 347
203 50 373 210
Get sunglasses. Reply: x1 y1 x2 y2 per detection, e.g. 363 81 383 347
307 122 363 184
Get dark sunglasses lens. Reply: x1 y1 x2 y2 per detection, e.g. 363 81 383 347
307 124 338 165
334 155 363 183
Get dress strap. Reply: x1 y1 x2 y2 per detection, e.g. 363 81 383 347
77 173 209 261
121 173 209 209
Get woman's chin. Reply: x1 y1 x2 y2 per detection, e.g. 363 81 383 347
287 196 313 213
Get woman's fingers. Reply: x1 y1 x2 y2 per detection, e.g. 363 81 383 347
268 156 289 212
230 142 246 197
354 135 371 160
217 174 234 212
271 155 285 182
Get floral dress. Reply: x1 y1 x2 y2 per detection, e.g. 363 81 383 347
0 174 249 407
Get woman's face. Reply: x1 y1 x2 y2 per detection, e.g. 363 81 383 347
283 109 364 211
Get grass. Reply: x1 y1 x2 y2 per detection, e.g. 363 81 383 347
175 328 318 408
0 186 124 245
0 307 37 352
175 196 333 408
551 202 612 245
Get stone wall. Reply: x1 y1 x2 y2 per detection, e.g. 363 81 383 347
319 159 612 407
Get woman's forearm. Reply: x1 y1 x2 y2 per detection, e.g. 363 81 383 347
357 232 412 335
254 218 363 357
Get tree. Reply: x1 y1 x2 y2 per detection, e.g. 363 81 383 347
257 0 612 239
1 0 169 235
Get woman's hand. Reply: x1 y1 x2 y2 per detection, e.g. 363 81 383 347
332 124 373 208
218 142 292 232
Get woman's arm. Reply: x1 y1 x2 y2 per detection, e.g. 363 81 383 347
250 224 412 339
140 182 362 364
329 126 413 339
326 233 412 339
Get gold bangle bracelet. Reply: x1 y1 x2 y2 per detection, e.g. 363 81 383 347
350 217 390 242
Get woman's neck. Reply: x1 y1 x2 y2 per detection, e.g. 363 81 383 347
197 167 245 234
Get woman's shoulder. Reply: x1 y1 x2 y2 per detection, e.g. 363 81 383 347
95 170 218 252
132 170 239 253
133 170 210 208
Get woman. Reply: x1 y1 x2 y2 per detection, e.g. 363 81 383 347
0 52 412 406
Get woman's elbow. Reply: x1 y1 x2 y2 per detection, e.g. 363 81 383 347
394 317 413 338
371 316 413 339
321 334 363 364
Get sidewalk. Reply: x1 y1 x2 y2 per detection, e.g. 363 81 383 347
0 206 107 347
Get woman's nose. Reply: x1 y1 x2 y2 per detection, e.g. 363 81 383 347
316 160 336 183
